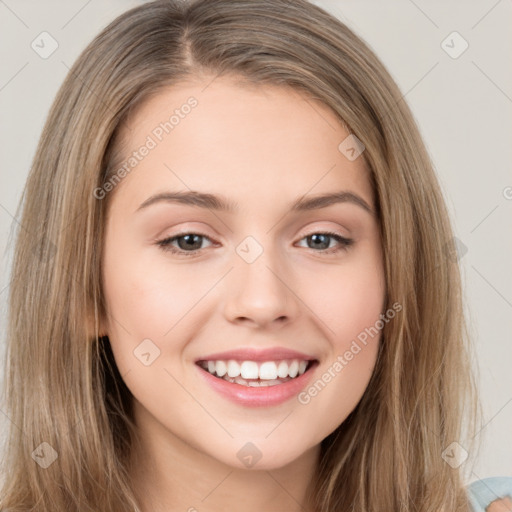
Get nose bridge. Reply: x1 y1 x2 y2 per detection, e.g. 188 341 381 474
223 233 297 326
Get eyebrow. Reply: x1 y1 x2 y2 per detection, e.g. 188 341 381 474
136 190 375 216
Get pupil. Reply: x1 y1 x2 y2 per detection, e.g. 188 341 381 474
180 234 201 250
176 234 331 251
310 234 328 249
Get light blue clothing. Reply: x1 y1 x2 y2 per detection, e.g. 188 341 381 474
467 476 512 511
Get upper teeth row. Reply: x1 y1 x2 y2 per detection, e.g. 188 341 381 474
201 359 309 380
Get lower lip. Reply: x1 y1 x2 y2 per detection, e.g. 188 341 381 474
195 362 318 407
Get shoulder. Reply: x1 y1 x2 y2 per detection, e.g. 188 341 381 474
466 476 512 512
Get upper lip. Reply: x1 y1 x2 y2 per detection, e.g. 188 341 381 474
195 347 317 363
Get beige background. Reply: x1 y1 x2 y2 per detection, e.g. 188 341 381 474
0 0 511 484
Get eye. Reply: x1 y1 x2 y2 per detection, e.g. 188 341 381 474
156 232 215 256
295 231 353 254
156 230 353 257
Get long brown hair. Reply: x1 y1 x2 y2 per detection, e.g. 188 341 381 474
1 0 481 510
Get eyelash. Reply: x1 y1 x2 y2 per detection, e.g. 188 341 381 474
156 230 354 257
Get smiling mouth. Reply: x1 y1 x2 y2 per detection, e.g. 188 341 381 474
196 358 317 387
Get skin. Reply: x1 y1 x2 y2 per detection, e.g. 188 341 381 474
100 75 386 512
487 497 512 512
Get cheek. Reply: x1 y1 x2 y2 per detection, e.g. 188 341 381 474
295 248 385 430
101 235 225 381
101 227 183 373
102 224 195 338
303 249 385 349
318 271 382 392
102 260 172 337
297 284 383 436
331 274 385 349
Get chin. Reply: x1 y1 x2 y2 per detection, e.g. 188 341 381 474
207 436 316 472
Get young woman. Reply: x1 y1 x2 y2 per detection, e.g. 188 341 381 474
1 0 510 510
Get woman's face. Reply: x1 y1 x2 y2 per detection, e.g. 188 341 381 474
101 76 386 470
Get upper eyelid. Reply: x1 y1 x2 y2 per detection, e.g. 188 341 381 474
158 230 352 247
158 222 352 241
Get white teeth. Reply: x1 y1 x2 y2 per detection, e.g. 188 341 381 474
200 358 312 381
227 360 240 377
259 361 278 380
216 360 227 377
240 361 259 379
277 361 289 379
288 360 299 378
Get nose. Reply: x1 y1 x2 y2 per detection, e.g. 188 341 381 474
223 247 300 329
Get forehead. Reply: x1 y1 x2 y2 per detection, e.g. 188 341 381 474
109 76 374 212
